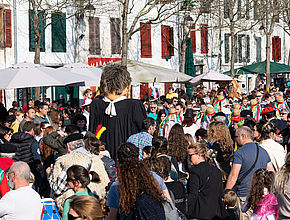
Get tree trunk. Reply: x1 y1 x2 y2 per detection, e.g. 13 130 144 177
265 33 271 89
180 39 187 73
230 29 235 77
121 0 129 66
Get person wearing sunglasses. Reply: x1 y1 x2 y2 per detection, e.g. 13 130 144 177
68 195 105 220
187 142 227 220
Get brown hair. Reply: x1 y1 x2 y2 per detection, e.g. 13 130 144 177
82 88 92 97
40 126 56 161
168 124 189 163
223 189 237 208
208 121 233 153
184 133 195 145
69 195 105 220
118 160 164 214
247 169 275 210
100 64 131 96
85 137 104 155
272 152 290 195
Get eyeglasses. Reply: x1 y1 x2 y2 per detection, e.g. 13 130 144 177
151 107 157 109
68 214 82 220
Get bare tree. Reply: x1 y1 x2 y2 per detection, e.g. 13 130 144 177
117 0 183 65
255 0 281 89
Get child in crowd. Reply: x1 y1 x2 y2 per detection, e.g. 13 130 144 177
245 169 278 220
223 189 239 220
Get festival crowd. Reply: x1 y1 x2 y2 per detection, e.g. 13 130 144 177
0 64 289 220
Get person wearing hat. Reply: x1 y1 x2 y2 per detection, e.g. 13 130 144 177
166 86 178 99
271 96 290 119
214 95 227 113
261 107 287 132
159 108 182 138
46 132 109 210
182 109 197 140
250 99 261 122
200 106 215 129
82 98 92 125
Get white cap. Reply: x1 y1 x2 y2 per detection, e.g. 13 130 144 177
82 98 92 107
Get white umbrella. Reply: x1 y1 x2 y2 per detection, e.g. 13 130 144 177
59 63 102 86
122 60 193 83
0 62 92 89
189 70 232 85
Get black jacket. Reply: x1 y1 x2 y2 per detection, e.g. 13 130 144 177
187 162 228 220
11 132 35 164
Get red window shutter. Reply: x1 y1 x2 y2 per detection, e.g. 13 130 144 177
201 24 208 54
161 25 166 58
169 27 174 56
277 37 281 61
4 9 12 47
140 23 152 58
272 37 275 61
190 25 196 54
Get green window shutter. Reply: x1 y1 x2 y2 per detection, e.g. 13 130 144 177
246 35 250 62
234 35 238 63
238 35 243 63
253 1 257 20
237 0 241 18
246 0 250 19
224 0 229 19
29 10 45 52
52 12 66 52
225 33 230 63
256 37 261 62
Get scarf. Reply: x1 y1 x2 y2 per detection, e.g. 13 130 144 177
103 96 127 117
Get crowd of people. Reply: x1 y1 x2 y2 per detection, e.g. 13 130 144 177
0 64 289 220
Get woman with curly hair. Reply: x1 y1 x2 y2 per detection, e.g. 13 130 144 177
118 159 166 219
272 153 290 220
259 121 286 171
168 124 189 172
208 121 233 177
245 169 278 219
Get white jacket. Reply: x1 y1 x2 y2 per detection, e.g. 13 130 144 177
259 139 287 171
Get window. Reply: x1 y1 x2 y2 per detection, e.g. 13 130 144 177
51 12 66 52
190 25 196 54
29 10 45 52
0 8 12 48
140 23 152 58
161 25 174 59
256 37 261 62
237 34 250 63
272 36 281 62
224 33 230 63
89 17 101 55
110 18 121 54
200 24 208 54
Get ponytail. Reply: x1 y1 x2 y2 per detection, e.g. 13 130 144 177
88 171 100 183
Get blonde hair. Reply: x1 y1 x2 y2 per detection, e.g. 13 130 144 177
208 121 233 152
188 142 209 161
184 133 195 145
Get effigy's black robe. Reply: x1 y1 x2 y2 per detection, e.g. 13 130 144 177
89 98 146 161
